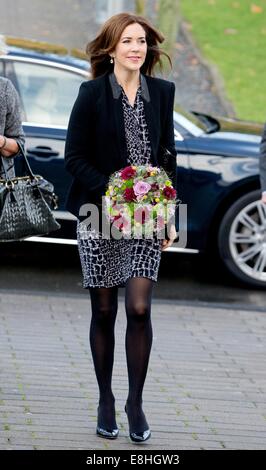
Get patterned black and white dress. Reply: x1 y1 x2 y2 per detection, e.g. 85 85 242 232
77 82 163 288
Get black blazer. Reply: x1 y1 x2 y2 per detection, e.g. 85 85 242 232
64 72 177 219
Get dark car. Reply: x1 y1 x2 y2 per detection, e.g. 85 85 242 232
0 39 265 288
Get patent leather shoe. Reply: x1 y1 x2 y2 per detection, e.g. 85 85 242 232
96 425 119 440
125 404 151 444
96 404 119 440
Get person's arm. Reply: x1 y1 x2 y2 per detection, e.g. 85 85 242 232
64 82 108 193
0 79 25 158
259 123 266 202
0 135 21 156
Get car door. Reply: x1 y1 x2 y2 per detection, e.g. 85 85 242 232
5 58 87 238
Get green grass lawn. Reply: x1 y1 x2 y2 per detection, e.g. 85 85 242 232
179 0 266 122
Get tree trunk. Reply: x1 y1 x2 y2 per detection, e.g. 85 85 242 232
135 0 146 15
156 0 180 70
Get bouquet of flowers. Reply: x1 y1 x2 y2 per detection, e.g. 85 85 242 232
104 165 177 238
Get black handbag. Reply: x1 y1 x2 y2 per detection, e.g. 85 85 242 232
0 143 60 242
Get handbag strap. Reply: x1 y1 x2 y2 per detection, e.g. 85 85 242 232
0 141 35 181
16 141 35 179
0 155 15 180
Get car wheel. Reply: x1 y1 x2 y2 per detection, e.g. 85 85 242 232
218 190 266 288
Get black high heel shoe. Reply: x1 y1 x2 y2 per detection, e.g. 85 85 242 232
125 404 151 444
96 405 119 440
96 425 119 439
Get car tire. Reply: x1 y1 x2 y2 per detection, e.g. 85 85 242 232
218 190 266 288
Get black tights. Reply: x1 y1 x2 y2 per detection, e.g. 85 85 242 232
89 277 153 431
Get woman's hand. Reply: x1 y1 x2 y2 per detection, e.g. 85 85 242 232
261 193 266 204
0 136 19 158
0 135 6 150
161 224 177 251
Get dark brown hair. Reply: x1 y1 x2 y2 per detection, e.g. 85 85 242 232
86 12 172 78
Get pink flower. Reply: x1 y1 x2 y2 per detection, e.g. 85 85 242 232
134 206 151 225
133 181 151 196
112 214 130 232
157 215 165 230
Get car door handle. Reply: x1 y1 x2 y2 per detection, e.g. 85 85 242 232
27 146 60 158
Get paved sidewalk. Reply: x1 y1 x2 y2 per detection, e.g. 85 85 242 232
0 291 266 450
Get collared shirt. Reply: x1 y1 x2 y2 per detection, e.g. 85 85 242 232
107 71 152 166
108 72 150 102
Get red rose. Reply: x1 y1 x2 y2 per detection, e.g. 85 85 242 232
162 187 176 200
124 187 135 201
121 166 136 180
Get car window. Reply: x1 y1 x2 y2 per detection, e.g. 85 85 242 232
13 61 85 126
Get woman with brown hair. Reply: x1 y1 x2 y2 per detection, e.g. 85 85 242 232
65 12 177 444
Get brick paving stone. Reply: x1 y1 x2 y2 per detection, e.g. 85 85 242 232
1 291 266 450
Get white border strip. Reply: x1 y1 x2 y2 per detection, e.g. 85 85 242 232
24 236 77 245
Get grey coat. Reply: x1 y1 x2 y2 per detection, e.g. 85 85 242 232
259 123 266 193
0 77 25 179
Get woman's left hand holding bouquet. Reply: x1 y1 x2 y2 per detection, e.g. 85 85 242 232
161 224 177 251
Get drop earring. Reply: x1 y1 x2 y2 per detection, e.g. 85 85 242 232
110 56 114 64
